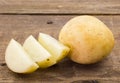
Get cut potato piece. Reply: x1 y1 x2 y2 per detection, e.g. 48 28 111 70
59 15 115 64
5 39 39 73
38 33 70 62
23 35 56 68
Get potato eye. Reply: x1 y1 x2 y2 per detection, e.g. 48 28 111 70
47 59 50 61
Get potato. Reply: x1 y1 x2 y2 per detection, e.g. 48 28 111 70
59 15 115 64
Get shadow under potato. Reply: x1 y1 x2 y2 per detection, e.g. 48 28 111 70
11 57 108 82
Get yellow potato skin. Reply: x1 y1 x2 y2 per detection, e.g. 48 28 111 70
59 15 115 64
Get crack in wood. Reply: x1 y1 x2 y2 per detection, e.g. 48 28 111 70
71 80 99 83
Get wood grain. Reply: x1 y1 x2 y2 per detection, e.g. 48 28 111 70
0 15 120 82
0 0 119 14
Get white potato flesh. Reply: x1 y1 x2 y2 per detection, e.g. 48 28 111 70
38 33 70 62
23 35 56 68
5 39 39 73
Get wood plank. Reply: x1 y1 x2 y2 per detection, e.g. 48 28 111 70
0 15 120 82
0 0 120 14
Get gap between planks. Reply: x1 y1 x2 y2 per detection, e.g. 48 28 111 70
0 13 120 16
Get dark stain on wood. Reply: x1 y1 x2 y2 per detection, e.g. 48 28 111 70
47 21 53 24
0 63 6 66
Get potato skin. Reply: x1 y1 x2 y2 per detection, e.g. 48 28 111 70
59 15 115 64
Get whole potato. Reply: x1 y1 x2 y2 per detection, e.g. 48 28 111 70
59 15 114 64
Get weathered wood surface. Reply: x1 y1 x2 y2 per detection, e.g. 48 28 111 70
0 15 120 83
0 0 120 14
0 0 120 82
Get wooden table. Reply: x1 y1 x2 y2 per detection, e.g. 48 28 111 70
0 0 120 83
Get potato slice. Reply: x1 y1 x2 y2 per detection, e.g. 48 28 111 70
5 39 39 73
23 35 56 68
38 33 70 62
